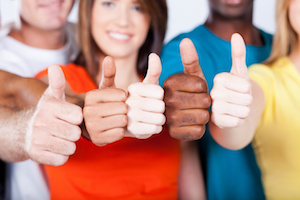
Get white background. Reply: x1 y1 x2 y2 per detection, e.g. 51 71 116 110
0 0 276 42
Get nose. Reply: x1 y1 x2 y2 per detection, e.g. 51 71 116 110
115 6 130 27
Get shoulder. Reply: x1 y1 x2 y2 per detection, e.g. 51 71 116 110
249 62 275 85
249 57 289 78
248 57 289 98
0 37 28 76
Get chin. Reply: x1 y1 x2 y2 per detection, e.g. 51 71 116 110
43 21 66 31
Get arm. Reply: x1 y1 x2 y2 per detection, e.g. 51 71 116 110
0 69 84 108
178 141 206 200
163 38 211 141
209 80 265 150
0 106 34 162
0 70 47 161
0 67 83 165
209 33 265 150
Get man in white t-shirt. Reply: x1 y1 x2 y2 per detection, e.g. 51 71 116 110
0 0 78 199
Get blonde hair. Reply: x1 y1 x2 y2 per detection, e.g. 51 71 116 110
265 0 297 65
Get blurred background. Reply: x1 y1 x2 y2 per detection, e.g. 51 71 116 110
0 0 276 42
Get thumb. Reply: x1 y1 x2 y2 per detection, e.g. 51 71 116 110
230 33 248 79
143 53 162 84
180 38 206 81
46 65 66 101
99 56 116 89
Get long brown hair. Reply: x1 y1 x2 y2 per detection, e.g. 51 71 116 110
265 0 297 65
75 0 168 79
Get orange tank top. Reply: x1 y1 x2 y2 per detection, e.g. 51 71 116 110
36 63 180 200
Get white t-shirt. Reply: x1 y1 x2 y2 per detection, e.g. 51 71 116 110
0 22 79 200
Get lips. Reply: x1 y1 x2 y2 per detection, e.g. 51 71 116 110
108 32 131 41
38 0 63 8
224 0 242 5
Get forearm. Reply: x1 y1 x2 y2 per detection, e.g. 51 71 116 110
208 119 256 150
0 106 33 162
178 141 206 200
209 83 265 150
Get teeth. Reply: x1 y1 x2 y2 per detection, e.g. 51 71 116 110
109 32 130 40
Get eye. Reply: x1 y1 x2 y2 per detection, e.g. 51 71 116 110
102 1 115 8
132 3 143 12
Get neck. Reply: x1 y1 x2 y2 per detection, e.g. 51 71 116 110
205 12 263 46
9 20 66 49
98 54 140 91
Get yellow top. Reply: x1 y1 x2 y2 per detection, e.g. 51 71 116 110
249 57 300 200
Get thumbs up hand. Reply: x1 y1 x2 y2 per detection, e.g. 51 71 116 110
163 38 211 141
25 65 83 166
210 33 252 128
125 53 166 139
83 57 128 146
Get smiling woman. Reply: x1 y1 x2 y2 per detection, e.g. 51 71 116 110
35 0 181 199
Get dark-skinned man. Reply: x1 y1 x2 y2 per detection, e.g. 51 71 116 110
161 0 272 199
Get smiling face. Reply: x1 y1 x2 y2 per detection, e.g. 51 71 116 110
21 0 74 30
208 0 254 19
91 0 151 60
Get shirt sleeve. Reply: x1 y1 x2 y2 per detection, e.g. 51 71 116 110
249 63 275 102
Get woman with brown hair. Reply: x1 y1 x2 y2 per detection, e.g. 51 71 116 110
36 0 180 199
209 0 300 198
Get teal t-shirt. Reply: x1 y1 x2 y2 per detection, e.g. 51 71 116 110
160 25 272 200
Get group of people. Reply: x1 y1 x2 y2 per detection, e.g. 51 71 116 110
0 0 299 199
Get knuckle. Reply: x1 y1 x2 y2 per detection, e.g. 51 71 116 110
156 86 164 99
157 100 166 113
242 106 251 118
158 114 166 125
154 125 163 134
120 103 128 113
245 94 253 105
210 89 218 100
211 101 222 114
202 94 212 108
54 156 68 167
244 80 252 92
167 110 180 123
231 117 241 127
213 73 223 84
120 115 128 127
72 126 82 141
67 143 76 155
148 125 159 134
211 113 222 126
195 78 207 92
128 83 139 93
118 89 128 101
200 110 210 124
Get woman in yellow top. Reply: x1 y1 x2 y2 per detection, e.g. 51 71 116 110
209 0 300 199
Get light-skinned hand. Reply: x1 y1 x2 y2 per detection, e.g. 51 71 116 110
83 57 128 146
210 33 253 128
126 53 166 139
26 65 83 166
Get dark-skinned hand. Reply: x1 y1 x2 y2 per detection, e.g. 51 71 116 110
164 38 211 141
